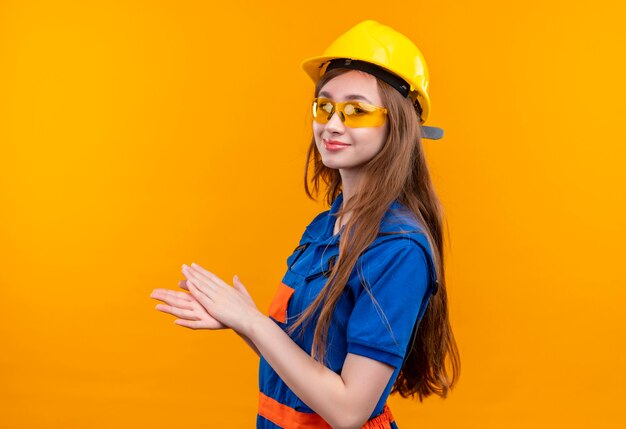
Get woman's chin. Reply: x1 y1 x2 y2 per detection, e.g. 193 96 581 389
320 159 345 170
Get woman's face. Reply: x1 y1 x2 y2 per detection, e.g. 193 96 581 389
313 70 388 174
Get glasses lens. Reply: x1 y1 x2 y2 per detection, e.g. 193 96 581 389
312 98 334 124
342 101 387 127
312 98 387 127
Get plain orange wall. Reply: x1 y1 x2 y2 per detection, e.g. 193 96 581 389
1 0 625 427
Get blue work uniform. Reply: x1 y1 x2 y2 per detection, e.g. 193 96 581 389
257 192 438 429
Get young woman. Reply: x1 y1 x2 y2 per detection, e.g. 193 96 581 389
151 20 459 429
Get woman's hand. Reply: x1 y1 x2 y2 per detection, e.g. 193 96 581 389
180 263 262 336
151 279 227 330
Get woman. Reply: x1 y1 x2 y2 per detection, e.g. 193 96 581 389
151 20 460 429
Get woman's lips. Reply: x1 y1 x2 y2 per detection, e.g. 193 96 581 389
323 140 350 151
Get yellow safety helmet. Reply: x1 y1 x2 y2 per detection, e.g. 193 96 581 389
302 20 443 140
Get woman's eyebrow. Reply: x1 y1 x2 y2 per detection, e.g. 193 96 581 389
318 91 373 104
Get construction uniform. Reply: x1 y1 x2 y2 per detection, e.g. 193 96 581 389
257 192 438 428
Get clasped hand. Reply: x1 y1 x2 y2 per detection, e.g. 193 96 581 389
150 263 261 335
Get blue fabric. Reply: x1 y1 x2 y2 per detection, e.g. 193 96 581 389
257 192 437 428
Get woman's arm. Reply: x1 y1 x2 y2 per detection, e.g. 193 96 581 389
249 313 395 429
182 264 395 429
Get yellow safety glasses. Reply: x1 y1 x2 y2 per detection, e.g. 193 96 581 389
312 97 388 128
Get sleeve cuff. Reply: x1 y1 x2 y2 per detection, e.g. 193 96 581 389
347 342 405 368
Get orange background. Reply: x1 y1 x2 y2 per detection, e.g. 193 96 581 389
1 0 625 427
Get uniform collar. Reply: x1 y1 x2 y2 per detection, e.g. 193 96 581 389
325 193 410 238
305 192 416 242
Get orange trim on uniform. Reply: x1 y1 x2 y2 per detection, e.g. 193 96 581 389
267 282 295 323
258 392 395 429
259 392 332 428
361 403 395 429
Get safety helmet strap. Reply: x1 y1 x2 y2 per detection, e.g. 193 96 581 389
325 58 412 98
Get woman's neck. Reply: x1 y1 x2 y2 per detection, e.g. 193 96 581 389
339 168 360 203
336 171 359 235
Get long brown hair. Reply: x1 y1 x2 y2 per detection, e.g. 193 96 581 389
288 68 460 400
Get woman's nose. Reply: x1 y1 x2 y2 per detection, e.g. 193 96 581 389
325 110 346 133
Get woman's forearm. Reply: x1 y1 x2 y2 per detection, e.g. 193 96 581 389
177 264 380 427
247 313 356 429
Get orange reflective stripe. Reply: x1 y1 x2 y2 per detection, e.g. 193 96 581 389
267 282 295 323
258 392 331 428
258 392 395 429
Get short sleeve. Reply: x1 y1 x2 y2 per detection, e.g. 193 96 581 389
346 242 432 368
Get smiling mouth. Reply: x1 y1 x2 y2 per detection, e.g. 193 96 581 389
323 140 350 151
323 139 350 146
